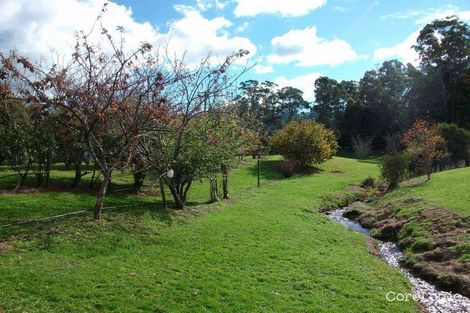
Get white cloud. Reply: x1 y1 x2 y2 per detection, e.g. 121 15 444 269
165 5 256 66
373 30 420 65
0 0 159 61
416 8 470 24
274 72 322 101
234 0 326 17
235 22 250 33
0 0 255 67
381 5 470 24
267 26 358 67
196 0 227 11
375 6 470 65
254 64 274 74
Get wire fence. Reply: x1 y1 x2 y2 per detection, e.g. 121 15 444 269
0 204 138 228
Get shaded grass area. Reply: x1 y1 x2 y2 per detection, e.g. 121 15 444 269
0 158 275 224
0 157 418 312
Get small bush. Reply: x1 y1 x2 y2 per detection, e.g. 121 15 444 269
278 160 297 178
270 120 338 167
380 153 409 189
360 176 375 188
351 135 372 159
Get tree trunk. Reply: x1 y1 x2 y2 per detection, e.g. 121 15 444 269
159 177 167 210
133 171 145 192
45 170 50 186
222 178 228 199
71 163 86 188
15 172 28 193
94 171 111 220
182 179 192 203
209 177 219 203
221 164 228 199
45 152 51 187
35 173 44 187
167 181 185 209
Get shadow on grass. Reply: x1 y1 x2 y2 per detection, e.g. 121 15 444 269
246 158 329 181
0 198 180 239
287 166 324 180
247 159 283 180
0 164 137 194
357 158 382 165
0 176 141 196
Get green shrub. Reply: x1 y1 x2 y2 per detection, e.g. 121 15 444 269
270 120 338 167
380 153 408 189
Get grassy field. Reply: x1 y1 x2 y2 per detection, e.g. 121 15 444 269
0 157 419 312
393 167 470 216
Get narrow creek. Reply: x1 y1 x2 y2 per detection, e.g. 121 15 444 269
327 208 470 313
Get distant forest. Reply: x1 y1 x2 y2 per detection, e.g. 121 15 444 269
233 16 469 151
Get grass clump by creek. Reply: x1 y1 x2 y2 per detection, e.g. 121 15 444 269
0 157 419 313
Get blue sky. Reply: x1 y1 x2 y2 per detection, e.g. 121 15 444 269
116 0 470 99
1 0 469 100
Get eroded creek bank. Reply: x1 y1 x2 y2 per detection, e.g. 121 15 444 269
321 185 470 313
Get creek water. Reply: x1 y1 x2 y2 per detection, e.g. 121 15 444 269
327 208 470 313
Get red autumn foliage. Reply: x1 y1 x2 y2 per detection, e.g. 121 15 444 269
402 120 445 180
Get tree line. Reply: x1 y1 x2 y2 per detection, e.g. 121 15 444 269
231 16 469 167
315 17 469 153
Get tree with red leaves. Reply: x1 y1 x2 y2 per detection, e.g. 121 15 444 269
402 120 445 180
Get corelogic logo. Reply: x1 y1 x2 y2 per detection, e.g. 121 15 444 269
386 291 464 302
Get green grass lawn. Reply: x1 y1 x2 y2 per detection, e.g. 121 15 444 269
0 157 419 312
384 167 470 217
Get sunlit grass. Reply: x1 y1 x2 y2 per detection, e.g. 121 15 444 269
0 157 419 312
384 167 470 217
